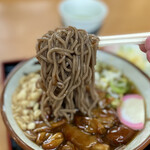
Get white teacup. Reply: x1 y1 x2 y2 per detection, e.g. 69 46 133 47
59 0 108 33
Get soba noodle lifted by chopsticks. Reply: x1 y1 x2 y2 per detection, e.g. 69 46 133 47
36 26 100 125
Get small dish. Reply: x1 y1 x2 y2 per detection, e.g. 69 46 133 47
59 0 108 33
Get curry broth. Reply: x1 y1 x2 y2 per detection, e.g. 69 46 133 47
12 64 141 150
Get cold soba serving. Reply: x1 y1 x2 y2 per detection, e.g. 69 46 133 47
12 27 144 150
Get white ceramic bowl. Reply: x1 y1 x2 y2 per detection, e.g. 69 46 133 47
1 51 150 150
59 0 108 33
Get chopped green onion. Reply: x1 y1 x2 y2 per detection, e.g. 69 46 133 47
110 78 130 94
111 99 121 108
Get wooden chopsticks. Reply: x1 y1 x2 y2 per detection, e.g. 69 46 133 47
98 32 150 47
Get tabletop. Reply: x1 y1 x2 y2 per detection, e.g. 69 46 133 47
0 0 150 149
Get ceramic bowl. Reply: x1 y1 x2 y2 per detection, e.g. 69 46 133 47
59 0 108 33
1 51 150 150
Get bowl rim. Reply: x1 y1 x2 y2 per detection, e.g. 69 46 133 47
0 51 150 150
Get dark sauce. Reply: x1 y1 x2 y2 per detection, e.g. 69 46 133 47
23 66 141 150
24 100 138 150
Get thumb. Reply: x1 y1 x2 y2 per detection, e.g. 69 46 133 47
145 36 150 51
146 50 150 62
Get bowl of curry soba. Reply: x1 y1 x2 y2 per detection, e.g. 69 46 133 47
1 27 150 150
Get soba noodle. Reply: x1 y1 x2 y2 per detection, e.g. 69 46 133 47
36 26 100 125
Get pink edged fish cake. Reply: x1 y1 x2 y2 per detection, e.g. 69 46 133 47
117 94 145 130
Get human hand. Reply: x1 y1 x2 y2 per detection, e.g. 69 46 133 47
139 36 150 62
